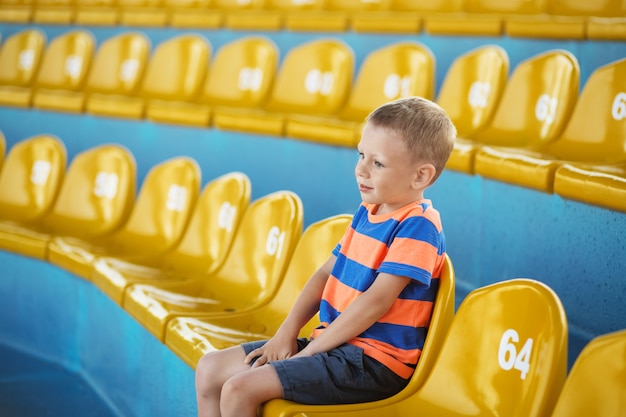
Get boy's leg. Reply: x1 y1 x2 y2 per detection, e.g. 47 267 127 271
220 363 283 417
195 345 252 417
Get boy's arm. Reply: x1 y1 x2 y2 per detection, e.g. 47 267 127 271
246 254 336 367
292 272 411 358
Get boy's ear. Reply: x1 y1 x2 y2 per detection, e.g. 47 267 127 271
413 163 437 188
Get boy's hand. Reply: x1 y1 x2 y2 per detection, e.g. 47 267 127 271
245 334 299 368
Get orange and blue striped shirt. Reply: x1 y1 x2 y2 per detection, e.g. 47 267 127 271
312 200 446 379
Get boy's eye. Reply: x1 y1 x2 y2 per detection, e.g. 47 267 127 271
374 160 384 168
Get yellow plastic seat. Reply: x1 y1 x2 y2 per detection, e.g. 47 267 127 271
438 45 509 173
152 36 278 127
91 171 251 305
143 35 211 124
47 156 200 280
32 30 95 113
74 0 120 25
0 29 46 108
286 41 434 147
263 278 568 417
84 32 151 119
164 213 354 367
123 190 303 342
3 144 136 261
32 0 76 23
460 49 579 175
166 0 221 28
213 39 353 137
550 329 626 417
217 0 282 31
118 0 168 26
0 135 66 259
477 57 625 196
268 0 328 32
0 131 5 168
0 0 35 22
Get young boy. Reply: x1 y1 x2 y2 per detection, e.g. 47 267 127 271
195 96 457 417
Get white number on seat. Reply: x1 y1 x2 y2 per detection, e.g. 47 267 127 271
166 185 187 212
65 55 83 79
30 160 51 185
535 94 558 125
383 74 411 99
93 172 119 199
266 226 285 258
19 50 35 71
119 59 139 82
217 202 236 232
305 69 334 96
238 67 263 92
468 81 491 108
611 92 626 120
498 328 533 380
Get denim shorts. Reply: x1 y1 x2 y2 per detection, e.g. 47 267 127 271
242 338 410 405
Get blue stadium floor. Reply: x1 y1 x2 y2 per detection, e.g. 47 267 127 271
0 343 116 417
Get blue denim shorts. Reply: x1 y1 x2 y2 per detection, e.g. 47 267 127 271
242 338 409 405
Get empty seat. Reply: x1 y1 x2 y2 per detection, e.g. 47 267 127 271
91 171 251 305
74 0 120 25
0 0 35 22
47 156 201 280
0 29 46 108
118 0 168 26
85 32 151 119
550 329 626 417
286 41 434 147
32 30 95 113
438 45 509 173
458 49 579 175
166 0 222 28
217 0 282 31
263 278 568 417
123 190 303 342
0 135 66 258
32 0 76 23
164 213 354 367
150 36 277 127
212 38 354 137
283 0 390 33
6 144 135 261
477 57 625 196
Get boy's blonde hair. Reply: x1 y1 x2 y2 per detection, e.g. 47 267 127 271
366 96 456 183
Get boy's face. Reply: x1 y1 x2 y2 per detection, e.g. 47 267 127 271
355 123 422 215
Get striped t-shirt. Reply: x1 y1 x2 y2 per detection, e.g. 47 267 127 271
312 200 446 379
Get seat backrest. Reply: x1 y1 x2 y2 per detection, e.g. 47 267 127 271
550 329 626 417
547 0 624 16
264 39 354 116
324 0 390 11
473 49 579 148
436 45 509 137
466 0 546 14
85 32 151 97
198 36 278 108
411 279 568 417
389 0 462 12
44 144 136 239
140 34 210 102
213 0 264 10
543 57 626 163
158 172 251 274
34 30 95 92
0 29 46 87
0 134 66 223
338 41 435 123
207 190 303 309
110 156 201 256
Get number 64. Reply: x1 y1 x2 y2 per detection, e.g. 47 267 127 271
498 329 533 380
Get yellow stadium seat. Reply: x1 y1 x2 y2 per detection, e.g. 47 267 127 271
550 329 626 417
85 32 151 119
0 0 34 22
439 45 509 173
1 144 136 261
32 0 76 23
477 57 625 195
217 0 282 31
164 213 354 367
286 41 434 147
0 135 66 258
123 190 303 342
91 171 251 305
118 0 168 26
0 29 46 108
143 35 211 124
263 278 567 417
459 49 579 175
74 0 120 25
0 131 5 168
213 38 353 137
47 156 200 280
152 36 278 127
32 30 95 113
268 0 328 32
166 0 221 28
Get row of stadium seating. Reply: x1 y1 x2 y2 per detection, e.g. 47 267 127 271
0 134 624 416
1 0 625 40
1 28 625 213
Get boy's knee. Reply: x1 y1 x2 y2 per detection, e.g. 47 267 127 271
195 352 220 389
